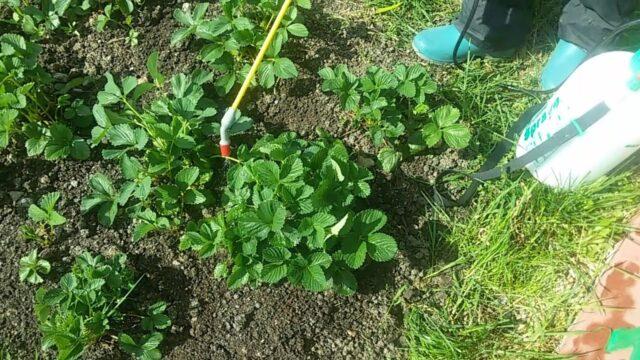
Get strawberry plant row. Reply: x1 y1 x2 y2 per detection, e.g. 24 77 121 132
319 64 472 172
78 53 397 294
172 0 311 94
1 0 141 45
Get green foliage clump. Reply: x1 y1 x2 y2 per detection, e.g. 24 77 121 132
1 0 141 43
35 252 170 360
1 0 81 36
81 53 252 241
319 64 471 172
19 249 51 284
21 192 67 245
180 132 398 295
0 33 92 159
171 0 310 94
94 0 141 46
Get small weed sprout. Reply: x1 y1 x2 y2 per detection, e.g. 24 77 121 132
19 249 50 284
21 192 66 246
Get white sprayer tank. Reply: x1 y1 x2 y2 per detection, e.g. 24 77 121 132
516 50 640 189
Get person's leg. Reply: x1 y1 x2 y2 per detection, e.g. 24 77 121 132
541 0 637 89
413 0 532 63
559 0 637 50
454 0 533 52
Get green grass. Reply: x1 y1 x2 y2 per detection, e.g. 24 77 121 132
407 174 640 359
359 1 640 359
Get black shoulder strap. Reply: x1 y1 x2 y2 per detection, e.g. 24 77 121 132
434 101 611 208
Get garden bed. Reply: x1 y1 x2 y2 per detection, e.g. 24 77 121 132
0 0 469 358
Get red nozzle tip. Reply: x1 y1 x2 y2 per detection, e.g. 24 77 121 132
220 144 231 157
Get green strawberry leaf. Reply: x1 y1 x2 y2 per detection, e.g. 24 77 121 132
367 233 398 262
301 265 327 292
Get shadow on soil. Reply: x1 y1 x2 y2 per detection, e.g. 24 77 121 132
280 0 373 100
293 1 372 72
130 254 193 354
0 156 56 194
362 167 459 286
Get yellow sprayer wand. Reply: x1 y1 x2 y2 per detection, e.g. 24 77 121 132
219 0 293 157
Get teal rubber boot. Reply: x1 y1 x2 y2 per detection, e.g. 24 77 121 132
540 40 588 90
412 25 514 63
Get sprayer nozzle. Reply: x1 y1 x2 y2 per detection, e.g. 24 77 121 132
220 144 231 157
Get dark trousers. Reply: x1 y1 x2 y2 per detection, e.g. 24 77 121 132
454 0 638 52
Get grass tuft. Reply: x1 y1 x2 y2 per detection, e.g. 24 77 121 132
406 174 640 359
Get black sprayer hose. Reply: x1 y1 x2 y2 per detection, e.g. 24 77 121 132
452 0 480 69
591 18 640 55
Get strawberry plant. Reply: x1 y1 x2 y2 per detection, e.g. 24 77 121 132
141 301 171 331
81 53 252 241
34 252 170 360
21 192 67 246
171 0 310 94
0 0 82 37
94 0 141 44
118 332 163 360
419 104 471 149
118 301 170 359
1 0 141 40
180 132 398 295
319 64 471 172
19 249 51 284
81 173 138 227
0 33 92 159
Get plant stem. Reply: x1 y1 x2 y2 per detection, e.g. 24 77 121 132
109 274 145 316
214 155 241 163
8 78 55 123
0 73 14 87
122 97 154 134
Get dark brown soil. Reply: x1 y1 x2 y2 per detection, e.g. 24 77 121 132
1 1 470 359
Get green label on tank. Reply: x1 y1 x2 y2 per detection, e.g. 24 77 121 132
524 97 560 142
606 327 640 360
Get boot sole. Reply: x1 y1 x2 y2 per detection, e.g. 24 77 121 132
411 42 516 64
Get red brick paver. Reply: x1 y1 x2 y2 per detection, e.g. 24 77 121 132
558 216 640 359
